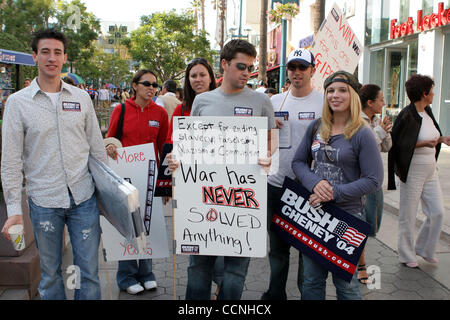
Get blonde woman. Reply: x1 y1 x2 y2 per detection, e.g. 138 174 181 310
291 71 383 300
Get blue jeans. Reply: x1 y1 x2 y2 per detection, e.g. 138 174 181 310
185 255 250 300
29 193 101 300
116 259 155 290
262 183 303 300
362 188 383 237
301 254 362 300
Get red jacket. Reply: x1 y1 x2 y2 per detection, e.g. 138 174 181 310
107 98 168 164
167 103 191 143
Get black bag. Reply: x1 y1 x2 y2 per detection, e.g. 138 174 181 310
114 103 126 141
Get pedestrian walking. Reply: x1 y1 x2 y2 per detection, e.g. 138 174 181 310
261 47 323 300
1 29 107 300
388 74 450 268
291 71 383 300
357 84 392 283
168 39 276 300
105 69 169 294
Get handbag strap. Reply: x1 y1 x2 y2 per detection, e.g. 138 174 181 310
115 103 126 141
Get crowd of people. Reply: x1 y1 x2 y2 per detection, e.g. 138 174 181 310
1 28 449 301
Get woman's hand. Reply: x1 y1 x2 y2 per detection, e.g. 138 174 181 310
313 180 333 202
439 136 450 146
309 194 322 207
380 116 392 133
106 144 118 160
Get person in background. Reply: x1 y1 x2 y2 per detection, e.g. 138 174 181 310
292 71 383 300
264 87 277 98
255 80 268 93
176 87 184 102
23 78 31 88
357 84 392 283
388 74 450 268
166 58 216 142
282 79 291 93
106 69 168 294
155 80 180 120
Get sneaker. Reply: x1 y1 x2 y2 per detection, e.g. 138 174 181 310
126 283 144 295
405 262 419 268
143 280 157 290
422 257 438 263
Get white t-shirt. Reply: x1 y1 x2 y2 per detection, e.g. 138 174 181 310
45 91 62 109
268 90 324 188
413 111 440 163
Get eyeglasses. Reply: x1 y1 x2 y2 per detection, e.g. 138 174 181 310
287 63 310 72
232 62 255 72
324 141 335 162
137 81 159 88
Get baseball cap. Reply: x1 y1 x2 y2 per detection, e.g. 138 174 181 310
287 48 315 67
323 70 361 94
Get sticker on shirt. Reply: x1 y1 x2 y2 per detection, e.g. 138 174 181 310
62 101 81 112
311 140 321 152
149 120 160 128
234 107 253 116
298 112 315 120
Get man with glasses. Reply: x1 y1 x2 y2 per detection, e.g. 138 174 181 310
261 47 323 300
184 39 276 300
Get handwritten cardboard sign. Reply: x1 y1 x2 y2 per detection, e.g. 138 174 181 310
100 143 170 261
310 2 362 92
271 177 371 282
172 116 268 257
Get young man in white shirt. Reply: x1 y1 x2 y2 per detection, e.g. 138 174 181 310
1 29 107 300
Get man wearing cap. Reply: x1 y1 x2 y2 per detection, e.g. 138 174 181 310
261 47 323 300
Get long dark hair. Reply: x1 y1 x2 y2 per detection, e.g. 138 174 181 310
182 58 216 115
359 84 381 109
131 69 157 97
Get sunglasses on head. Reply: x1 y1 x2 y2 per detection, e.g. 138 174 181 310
233 62 255 72
287 63 310 71
137 81 159 88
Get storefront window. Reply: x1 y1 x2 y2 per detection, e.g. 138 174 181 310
407 41 418 81
365 0 393 45
369 49 385 87
421 0 434 15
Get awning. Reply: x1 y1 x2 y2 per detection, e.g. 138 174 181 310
0 49 35 66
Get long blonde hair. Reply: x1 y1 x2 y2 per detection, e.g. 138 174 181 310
320 78 366 142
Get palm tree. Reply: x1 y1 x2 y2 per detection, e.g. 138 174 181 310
311 0 325 33
258 0 268 83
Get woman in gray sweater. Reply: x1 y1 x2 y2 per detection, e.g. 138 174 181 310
291 71 383 300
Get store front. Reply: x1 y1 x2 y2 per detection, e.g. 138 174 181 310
365 0 450 132
0 49 35 118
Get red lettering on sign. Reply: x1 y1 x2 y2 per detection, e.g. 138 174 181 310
116 150 147 164
202 185 259 209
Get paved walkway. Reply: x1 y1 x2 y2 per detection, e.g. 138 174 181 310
4 149 449 301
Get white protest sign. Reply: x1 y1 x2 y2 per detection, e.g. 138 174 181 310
172 116 268 257
310 2 362 92
100 143 170 261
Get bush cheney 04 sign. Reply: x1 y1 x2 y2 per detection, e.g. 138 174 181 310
271 177 371 282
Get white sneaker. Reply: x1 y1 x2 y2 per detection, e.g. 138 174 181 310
143 280 157 290
126 283 144 295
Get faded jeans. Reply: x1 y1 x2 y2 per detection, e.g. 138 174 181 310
28 193 101 300
185 255 250 300
116 259 155 290
262 183 303 300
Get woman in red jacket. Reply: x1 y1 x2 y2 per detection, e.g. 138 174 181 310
106 69 168 295
167 58 216 141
